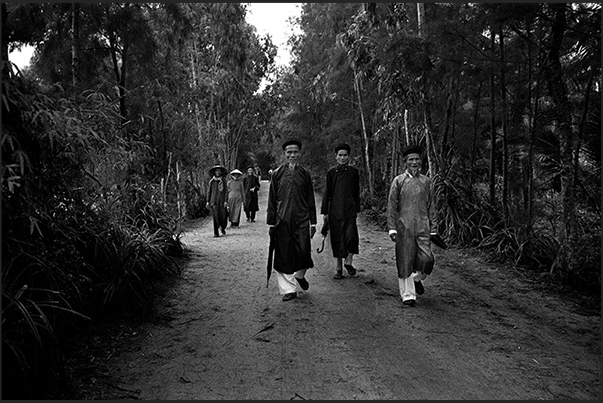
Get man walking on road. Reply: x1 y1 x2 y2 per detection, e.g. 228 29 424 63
267 139 317 301
387 144 438 306
243 166 261 222
207 165 228 237
320 143 361 280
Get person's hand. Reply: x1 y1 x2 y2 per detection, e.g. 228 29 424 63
310 226 317 239
269 226 276 239
389 233 397 242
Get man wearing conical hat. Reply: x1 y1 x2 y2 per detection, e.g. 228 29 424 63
207 165 228 237
227 169 245 228
387 144 439 306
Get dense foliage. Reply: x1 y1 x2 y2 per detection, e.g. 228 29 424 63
1 3 277 399
277 3 600 291
1 2 599 399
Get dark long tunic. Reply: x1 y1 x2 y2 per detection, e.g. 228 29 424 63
207 176 228 233
320 164 360 258
267 164 317 274
243 174 260 212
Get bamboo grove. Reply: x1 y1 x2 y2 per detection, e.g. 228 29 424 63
1 2 600 399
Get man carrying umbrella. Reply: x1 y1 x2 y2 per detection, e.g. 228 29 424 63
266 139 317 301
320 143 361 280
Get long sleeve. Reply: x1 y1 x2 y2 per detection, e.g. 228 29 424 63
387 176 401 233
353 168 361 213
306 169 317 225
427 178 438 234
320 169 332 215
266 170 278 226
207 179 214 205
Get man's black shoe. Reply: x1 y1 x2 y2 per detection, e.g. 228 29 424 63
282 292 297 301
403 299 416 307
415 281 424 295
296 277 309 290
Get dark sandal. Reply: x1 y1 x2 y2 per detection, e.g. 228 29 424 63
344 264 356 276
333 272 344 279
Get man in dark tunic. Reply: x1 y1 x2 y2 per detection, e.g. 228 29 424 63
320 143 361 279
206 165 228 237
387 144 438 306
243 166 261 222
267 139 317 301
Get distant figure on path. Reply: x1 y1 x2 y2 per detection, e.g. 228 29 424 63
387 144 438 306
227 169 245 228
207 165 228 237
243 166 261 222
267 139 317 301
320 143 361 280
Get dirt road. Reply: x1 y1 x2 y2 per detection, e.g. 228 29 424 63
69 180 600 400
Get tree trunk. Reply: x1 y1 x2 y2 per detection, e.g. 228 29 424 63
71 3 80 95
470 81 483 188
109 31 128 127
404 109 411 145
1 3 10 80
488 27 497 208
526 19 537 238
392 124 400 182
499 24 509 224
417 3 425 37
543 3 577 278
353 68 374 200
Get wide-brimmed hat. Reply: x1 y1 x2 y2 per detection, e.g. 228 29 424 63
402 144 423 157
230 169 243 176
209 165 226 176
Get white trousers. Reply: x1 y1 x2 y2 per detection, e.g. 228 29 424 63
398 272 428 302
275 269 307 295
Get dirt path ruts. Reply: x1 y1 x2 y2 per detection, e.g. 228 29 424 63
94 179 600 400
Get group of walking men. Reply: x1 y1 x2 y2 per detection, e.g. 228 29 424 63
206 166 261 238
264 138 440 306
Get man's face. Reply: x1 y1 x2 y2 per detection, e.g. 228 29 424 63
247 168 254 175
405 153 421 174
215 168 222 177
336 149 350 165
284 144 301 164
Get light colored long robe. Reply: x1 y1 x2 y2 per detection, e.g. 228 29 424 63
227 178 245 225
387 170 437 279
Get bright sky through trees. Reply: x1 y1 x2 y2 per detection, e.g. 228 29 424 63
245 2 301 66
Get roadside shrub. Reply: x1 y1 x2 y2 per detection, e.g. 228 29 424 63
2 72 184 398
83 225 181 318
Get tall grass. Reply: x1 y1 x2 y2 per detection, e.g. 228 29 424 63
2 74 185 398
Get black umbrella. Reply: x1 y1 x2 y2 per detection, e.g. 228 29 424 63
317 218 329 253
430 233 448 249
266 230 276 287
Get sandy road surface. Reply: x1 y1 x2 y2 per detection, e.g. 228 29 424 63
68 180 600 400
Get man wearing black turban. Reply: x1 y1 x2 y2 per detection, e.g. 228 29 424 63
387 144 439 306
267 139 317 301
320 143 361 279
